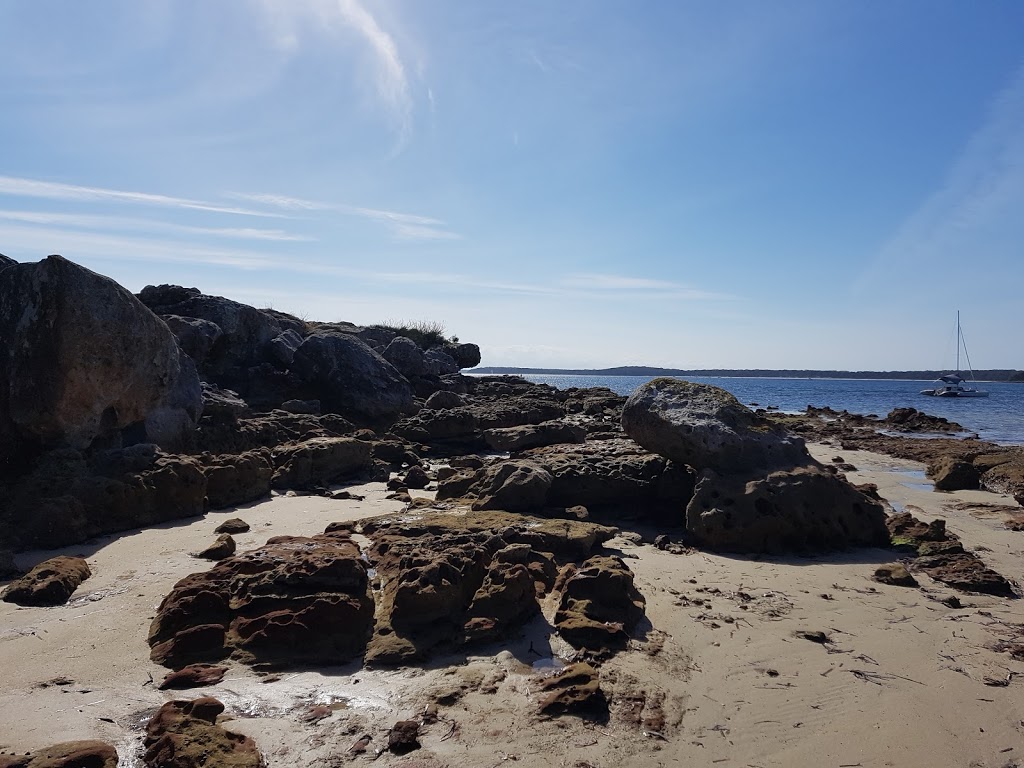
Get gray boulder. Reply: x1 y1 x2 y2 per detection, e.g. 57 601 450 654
383 336 426 377
0 256 201 464
621 378 809 473
267 329 304 367
424 348 459 376
291 332 414 424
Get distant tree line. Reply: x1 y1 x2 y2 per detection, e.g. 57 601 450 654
474 365 1024 382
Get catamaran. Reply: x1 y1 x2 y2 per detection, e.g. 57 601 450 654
920 312 989 398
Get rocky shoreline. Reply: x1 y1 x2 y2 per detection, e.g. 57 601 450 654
3 254 1024 767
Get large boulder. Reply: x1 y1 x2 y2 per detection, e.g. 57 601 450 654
271 437 372 490
383 336 426 377
622 378 809 473
437 460 553 512
0 256 202 468
203 450 273 509
291 333 414 424
685 465 890 553
161 314 223 365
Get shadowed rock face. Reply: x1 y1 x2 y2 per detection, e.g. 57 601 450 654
143 697 264 768
622 378 809 473
0 256 201 469
685 466 890 554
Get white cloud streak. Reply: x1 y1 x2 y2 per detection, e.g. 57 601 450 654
0 176 284 218
230 191 460 240
877 63 1024 266
0 209 311 241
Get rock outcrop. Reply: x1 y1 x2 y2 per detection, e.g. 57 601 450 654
1 556 91 606
553 555 646 654
0 256 202 473
149 533 373 668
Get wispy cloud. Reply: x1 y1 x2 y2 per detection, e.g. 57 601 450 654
0 209 311 241
564 272 734 300
0 176 283 218
876 62 1024 267
230 191 460 240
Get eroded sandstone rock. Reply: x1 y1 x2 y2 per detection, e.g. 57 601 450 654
143 697 264 768
1 556 91 606
553 555 645 654
0 740 118 768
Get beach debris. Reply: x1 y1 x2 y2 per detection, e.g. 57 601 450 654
794 630 830 644
1 556 91 607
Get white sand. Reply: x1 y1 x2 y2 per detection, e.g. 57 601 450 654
2 445 1023 767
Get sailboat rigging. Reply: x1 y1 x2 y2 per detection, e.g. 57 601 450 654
920 311 989 398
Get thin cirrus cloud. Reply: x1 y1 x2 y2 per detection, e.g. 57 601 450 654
0 209 311 242
0 175 283 218
564 272 734 300
230 191 461 241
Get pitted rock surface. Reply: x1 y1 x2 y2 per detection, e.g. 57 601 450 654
2 556 91 606
622 378 810 473
149 534 373 668
143 697 264 768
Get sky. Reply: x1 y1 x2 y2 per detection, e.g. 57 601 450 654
1 1 1023 371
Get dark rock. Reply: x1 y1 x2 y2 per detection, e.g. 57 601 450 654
161 314 223 365
873 563 918 587
885 408 961 433
196 534 236 561
388 721 420 754
158 664 229 690
3 451 207 551
685 465 889 554
279 399 320 415
199 385 251 424
271 437 371 490
0 256 201 469
0 253 16 270
266 329 303 367
537 662 607 718
929 456 981 491
214 518 251 534
196 410 354 455
423 348 458 376
1 556 91 606
449 342 481 370
402 465 430 490
383 337 426 377
203 450 273 509
291 333 414 424
0 741 118 768
440 460 553 512
553 555 645 654
424 390 463 410
143 697 263 768
0 549 19 579
149 534 372 668
483 421 587 452
622 378 809 473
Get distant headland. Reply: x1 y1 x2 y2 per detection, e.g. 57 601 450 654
474 365 1024 382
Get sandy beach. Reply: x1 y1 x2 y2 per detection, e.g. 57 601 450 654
2 441 1023 768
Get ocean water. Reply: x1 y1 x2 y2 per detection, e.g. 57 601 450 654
514 374 1024 445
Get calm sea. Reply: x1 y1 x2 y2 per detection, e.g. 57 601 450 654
514 374 1024 446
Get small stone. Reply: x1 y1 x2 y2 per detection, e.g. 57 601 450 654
388 720 420 754
872 563 918 588
213 518 250 534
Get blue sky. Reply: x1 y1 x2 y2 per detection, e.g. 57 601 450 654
1 1 1022 370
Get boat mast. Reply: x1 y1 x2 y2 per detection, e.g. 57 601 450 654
956 310 960 375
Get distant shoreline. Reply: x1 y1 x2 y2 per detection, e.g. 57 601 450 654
473 365 1024 382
